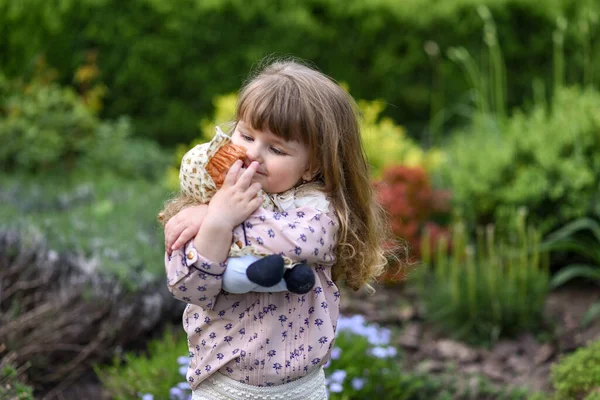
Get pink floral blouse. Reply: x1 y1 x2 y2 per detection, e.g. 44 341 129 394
165 204 340 389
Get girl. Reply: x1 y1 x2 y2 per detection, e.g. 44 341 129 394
162 59 391 400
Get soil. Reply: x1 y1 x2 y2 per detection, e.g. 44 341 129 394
339 280 600 396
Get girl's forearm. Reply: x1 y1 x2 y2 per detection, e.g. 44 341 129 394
193 216 233 263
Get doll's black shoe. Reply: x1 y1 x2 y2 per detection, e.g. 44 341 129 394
284 264 315 294
246 255 285 287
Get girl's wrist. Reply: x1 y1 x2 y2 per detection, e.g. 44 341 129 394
193 217 233 263
203 213 235 233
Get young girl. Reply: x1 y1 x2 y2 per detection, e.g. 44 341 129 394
162 59 390 399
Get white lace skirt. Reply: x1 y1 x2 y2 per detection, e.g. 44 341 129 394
191 367 328 400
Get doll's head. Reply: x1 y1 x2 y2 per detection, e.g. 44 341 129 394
206 143 246 188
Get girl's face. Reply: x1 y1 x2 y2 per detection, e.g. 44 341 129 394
231 121 313 194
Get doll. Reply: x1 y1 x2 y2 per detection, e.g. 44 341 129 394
169 127 317 295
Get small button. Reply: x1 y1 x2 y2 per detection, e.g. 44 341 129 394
187 251 195 260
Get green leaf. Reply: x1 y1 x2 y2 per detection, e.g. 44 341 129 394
581 302 600 328
550 264 600 288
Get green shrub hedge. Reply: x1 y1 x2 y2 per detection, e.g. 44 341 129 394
439 86 600 233
0 72 168 179
1 0 598 146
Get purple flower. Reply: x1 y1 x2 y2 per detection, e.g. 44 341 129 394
330 347 342 360
369 346 397 358
328 382 343 393
177 356 189 366
329 369 347 384
352 377 365 390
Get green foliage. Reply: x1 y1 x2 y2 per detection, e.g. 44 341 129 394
0 363 34 400
0 172 169 286
542 217 600 327
550 340 600 400
95 326 188 400
0 71 169 180
359 100 444 178
418 210 550 345
440 87 600 233
1 0 599 145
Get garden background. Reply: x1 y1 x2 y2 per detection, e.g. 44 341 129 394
1 0 600 399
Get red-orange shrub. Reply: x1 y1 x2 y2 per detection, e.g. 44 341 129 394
375 165 452 282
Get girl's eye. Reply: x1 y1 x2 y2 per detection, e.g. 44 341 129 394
270 147 287 156
242 134 254 142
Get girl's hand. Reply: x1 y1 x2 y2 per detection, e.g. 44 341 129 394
193 160 263 263
165 204 208 255
204 160 263 230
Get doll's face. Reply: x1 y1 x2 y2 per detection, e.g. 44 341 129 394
231 121 314 194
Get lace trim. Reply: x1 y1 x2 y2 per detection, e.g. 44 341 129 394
191 367 327 400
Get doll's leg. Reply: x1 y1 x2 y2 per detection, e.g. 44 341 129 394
223 255 260 294
284 264 316 295
223 255 288 293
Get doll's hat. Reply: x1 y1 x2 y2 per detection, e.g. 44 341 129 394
179 127 232 203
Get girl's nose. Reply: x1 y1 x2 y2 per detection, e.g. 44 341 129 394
245 145 262 164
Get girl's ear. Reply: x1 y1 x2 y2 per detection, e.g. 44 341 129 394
302 166 320 182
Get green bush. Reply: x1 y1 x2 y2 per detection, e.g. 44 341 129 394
550 340 600 400
0 73 168 180
95 327 188 400
418 210 550 345
440 87 600 233
1 0 598 145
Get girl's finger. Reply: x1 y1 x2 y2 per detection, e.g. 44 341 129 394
236 161 258 188
165 217 182 243
172 227 196 251
223 160 244 187
245 182 262 199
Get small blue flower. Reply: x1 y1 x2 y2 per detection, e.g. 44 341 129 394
178 366 187 376
329 369 347 384
369 346 393 359
330 347 342 360
328 382 343 393
169 387 184 400
177 356 189 366
140 394 154 400
351 377 365 390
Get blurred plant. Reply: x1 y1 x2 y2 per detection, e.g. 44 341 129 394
73 49 108 114
0 72 168 179
0 356 34 400
375 165 452 282
418 209 550 345
359 99 445 178
95 327 188 400
550 339 600 400
440 87 600 233
447 5 506 127
541 217 600 327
